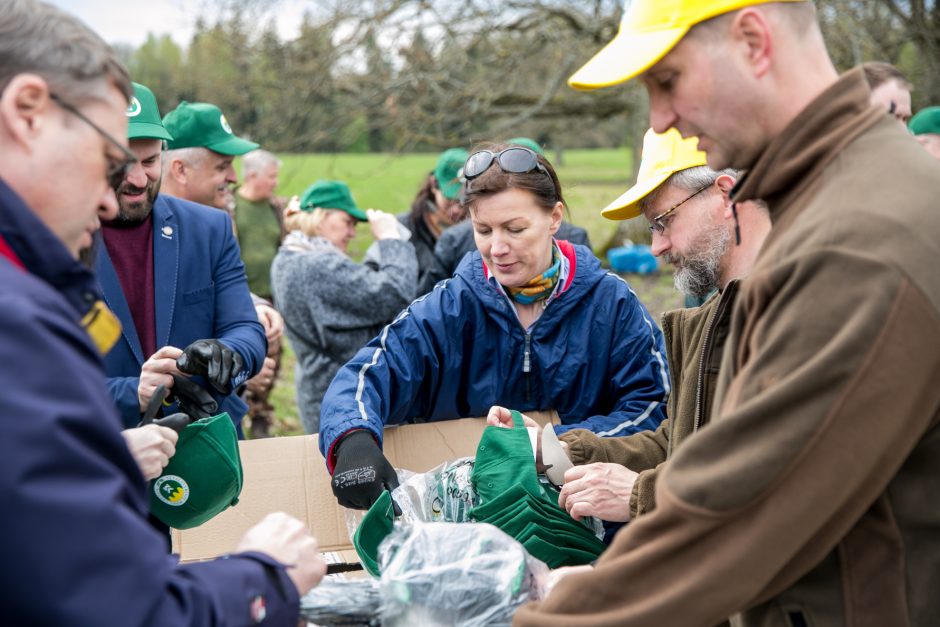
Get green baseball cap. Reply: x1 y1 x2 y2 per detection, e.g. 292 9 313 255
299 180 367 221
434 147 469 200
127 82 173 141
909 106 940 136
149 412 243 530
508 137 545 155
162 101 259 155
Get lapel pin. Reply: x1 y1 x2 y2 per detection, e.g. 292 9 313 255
161 226 174 239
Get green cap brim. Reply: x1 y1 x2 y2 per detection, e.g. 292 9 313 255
601 170 672 221
439 179 462 200
205 135 260 156
128 121 174 142
345 206 368 222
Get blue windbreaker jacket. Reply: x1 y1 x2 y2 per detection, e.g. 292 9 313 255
319 241 669 467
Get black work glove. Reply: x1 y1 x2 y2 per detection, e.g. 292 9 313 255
331 430 400 511
137 383 195 433
176 339 243 394
169 374 219 419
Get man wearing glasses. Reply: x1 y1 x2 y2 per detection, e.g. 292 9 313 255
515 0 940 625
540 128 770 527
95 82 267 444
0 1 325 624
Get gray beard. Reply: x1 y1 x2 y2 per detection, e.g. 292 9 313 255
665 223 730 300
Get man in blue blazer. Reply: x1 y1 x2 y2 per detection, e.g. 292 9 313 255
95 83 266 433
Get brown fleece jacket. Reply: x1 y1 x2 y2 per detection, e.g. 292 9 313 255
561 282 739 518
515 68 940 627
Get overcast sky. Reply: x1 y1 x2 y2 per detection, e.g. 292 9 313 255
48 0 309 48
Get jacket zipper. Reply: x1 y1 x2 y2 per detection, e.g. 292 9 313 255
693 282 736 432
523 332 532 402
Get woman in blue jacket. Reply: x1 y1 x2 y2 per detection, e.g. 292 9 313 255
320 144 669 510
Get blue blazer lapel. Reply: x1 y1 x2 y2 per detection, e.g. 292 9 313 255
93 235 144 365
153 198 179 349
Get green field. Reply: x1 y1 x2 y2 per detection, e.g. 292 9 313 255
273 149 646 259
254 149 685 437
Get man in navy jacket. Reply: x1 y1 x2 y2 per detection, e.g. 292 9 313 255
96 82 266 433
0 2 324 624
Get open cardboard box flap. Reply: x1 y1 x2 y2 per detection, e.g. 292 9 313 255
172 411 558 562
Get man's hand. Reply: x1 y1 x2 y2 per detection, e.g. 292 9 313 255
255 303 283 345
245 356 276 395
138 346 184 412
485 405 540 430
121 425 178 480
236 512 326 596
545 564 595 596
558 463 637 522
330 430 399 510
176 339 243 394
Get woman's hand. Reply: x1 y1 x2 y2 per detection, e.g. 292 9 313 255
485 405 540 429
366 208 402 240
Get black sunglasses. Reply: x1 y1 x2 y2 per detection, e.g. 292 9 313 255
49 93 138 190
464 146 548 181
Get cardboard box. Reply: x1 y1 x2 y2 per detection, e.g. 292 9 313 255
172 412 558 561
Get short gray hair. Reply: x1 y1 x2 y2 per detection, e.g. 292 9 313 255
0 0 131 105
242 149 281 177
640 165 740 215
166 147 208 170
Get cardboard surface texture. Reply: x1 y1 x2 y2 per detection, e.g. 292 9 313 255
172 412 558 561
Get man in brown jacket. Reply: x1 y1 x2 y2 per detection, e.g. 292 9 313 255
552 128 770 523
514 1 940 626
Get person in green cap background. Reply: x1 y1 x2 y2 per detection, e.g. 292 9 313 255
95 83 267 463
398 147 468 289
160 100 258 214
514 0 940 625
271 180 417 434
418 137 591 294
909 105 940 160
159 100 284 440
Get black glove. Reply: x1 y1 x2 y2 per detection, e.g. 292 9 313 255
137 383 195 434
170 374 218 419
176 339 243 394
331 430 400 511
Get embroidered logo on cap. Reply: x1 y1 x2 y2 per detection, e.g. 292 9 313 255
154 475 190 506
126 97 142 117
220 114 233 134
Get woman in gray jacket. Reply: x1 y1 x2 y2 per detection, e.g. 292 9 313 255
271 180 417 433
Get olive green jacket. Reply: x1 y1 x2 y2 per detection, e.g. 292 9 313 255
516 67 940 627
561 281 739 518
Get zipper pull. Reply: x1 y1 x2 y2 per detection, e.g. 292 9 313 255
523 334 531 373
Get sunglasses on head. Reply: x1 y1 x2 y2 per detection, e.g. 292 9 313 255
463 146 548 181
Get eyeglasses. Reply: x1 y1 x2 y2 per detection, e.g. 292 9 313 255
464 146 548 181
49 93 138 190
648 183 711 235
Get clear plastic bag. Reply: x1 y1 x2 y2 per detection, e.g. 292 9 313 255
378 521 550 627
344 459 479 541
299 577 382 626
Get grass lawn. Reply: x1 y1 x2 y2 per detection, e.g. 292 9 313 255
251 148 683 437
274 149 646 260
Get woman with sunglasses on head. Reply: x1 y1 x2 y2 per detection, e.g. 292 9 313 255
319 144 669 512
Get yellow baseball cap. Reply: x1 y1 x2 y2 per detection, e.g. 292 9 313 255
602 128 707 220
569 0 805 90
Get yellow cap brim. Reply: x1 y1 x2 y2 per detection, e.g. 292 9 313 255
569 25 689 91
601 170 672 221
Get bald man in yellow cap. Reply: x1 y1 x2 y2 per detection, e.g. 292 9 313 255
514 1 940 626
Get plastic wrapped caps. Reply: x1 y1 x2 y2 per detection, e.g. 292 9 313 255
379 522 550 627
299 577 381 626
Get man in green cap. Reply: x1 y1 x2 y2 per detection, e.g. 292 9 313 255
909 106 940 161
514 1 940 626
161 100 258 213
159 100 284 439
96 84 267 448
